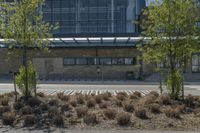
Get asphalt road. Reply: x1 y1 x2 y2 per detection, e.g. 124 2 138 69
0 83 200 96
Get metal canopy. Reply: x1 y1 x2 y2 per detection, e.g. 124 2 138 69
0 37 144 48
48 37 142 47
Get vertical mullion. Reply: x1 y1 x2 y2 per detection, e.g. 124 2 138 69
198 53 200 72
60 0 62 34
88 0 90 32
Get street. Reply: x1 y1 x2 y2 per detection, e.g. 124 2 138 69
0 83 200 96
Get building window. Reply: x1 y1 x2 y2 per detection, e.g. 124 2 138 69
192 53 200 72
63 58 75 65
88 58 95 65
63 57 137 66
196 21 200 27
100 58 112 65
112 58 126 65
125 58 136 65
76 58 87 65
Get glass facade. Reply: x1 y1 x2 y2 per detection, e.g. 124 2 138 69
42 0 144 36
192 53 200 72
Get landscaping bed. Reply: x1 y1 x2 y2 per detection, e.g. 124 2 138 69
0 91 199 131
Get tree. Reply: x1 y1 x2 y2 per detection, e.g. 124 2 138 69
0 0 55 99
139 0 200 99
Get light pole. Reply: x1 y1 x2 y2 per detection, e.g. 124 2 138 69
96 63 104 83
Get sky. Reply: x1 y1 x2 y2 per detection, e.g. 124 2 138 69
146 0 158 6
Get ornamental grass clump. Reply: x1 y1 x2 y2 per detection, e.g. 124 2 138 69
164 107 180 119
20 106 32 115
87 98 96 108
2 112 15 125
158 94 171 105
48 99 59 106
103 108 116 120
95 95 102 104
77 95 85 104
1 97 9 106
149 103 160 114
123 102 135 112
117 113 131 126
23 115 36 126
54 115 64 126
70 100 77 107
135 107 148 119
13 101 24 110
83 113 97 125
28 97 41 107
76 107 88 118
99 102 108 109
0 106 11 116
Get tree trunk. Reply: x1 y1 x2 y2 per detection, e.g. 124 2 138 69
23 46 28 100
169 52 176 99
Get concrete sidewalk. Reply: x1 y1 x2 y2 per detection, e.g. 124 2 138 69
0 78 200 85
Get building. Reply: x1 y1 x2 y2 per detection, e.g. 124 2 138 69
0 0 199 81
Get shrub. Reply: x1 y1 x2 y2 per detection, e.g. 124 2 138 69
130 94 139 99
76 107 88 118
1 97 9 106
77 95 85 104
103 108 116 119
116 93 126 101
16 62 37 96
133 91 142 98
57 92 70 101
57 92 64 99
95 95 102 104
48 99 58 106
158 94 171 105
101 93 110 101
164 107 180 119
2 112 15 125
39 103 49 111
135 107 148 119
115 99 123 107
149 103 160 114
123 102 134 112
54 115 64 126
0 106 11 116
20 106 32 115
149 91 159 97
61 104 71 112
117 113 131 126
142 94 157 105
87 99 96 108
175 105 185 113
36 92 45 97
33 107 42 115
185 94 196 107
13 102 24 110
99 102 107 109
83 113 97 125
23 115 36 126
70 100 77 107
28 97 41 107
48 106 59 117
